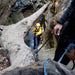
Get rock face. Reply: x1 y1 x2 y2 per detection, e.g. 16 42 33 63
42 0 71 48
2 60 75 75
11 12 24 23
0 3 49 73
0 0 18 25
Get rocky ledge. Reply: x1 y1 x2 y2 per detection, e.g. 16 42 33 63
2 60 75 75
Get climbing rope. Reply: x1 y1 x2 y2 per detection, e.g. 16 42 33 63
44 58 51 75
58 43 75 70
58 43 75 63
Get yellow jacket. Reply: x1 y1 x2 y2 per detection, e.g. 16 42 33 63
33 27 42 36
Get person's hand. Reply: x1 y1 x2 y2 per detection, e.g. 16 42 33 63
54 23 63 35
66 49 75 60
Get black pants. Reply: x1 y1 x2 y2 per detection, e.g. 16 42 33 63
54 35 75 65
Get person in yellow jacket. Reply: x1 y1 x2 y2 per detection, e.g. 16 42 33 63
33 23 42 49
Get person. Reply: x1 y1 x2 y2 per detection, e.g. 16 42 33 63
53 0 75 65
33 23 42 49
52 0 57 3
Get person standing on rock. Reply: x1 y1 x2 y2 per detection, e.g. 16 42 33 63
33 23 42 49
53 0 75 65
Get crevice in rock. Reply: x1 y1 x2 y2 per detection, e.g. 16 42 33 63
24 14 45 51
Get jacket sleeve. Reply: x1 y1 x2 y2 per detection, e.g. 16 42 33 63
33 28 36 34
57 2 74 25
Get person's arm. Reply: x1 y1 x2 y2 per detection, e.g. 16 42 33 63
37 27 42 35
57 2 74 25
54 1 74 35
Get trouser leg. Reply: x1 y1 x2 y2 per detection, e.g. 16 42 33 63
34 37 40 49
34 37 36 49
54 37 70 65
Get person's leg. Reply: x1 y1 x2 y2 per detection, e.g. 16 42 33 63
54 37 70 65
37 36 40 46
34 37 36 49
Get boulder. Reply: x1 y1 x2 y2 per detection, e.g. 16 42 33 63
2 60 75 75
